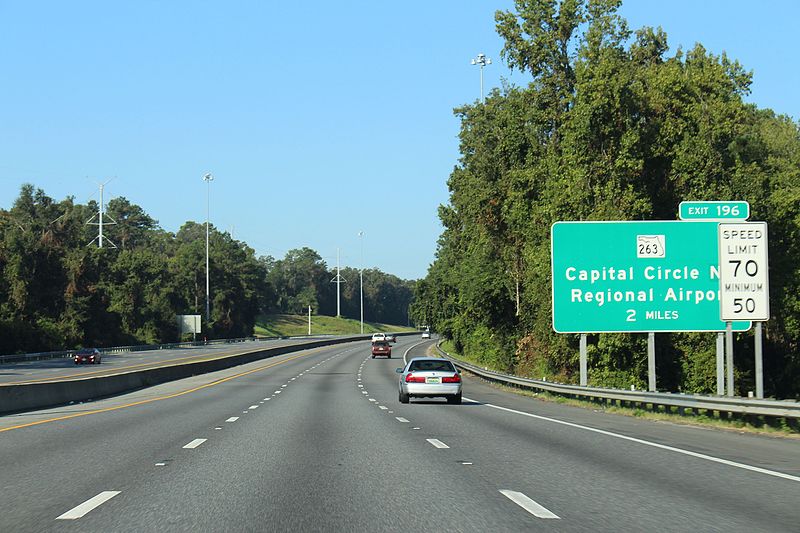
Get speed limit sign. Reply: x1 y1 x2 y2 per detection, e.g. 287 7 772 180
718 222 769 321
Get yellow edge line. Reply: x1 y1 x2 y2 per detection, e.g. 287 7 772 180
0 346 326 433
3 343 292 386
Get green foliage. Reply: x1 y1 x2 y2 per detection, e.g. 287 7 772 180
413 0 800 398
264 249 415 326
0 185 416 353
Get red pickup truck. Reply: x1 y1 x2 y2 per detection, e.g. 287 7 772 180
371 341 392 359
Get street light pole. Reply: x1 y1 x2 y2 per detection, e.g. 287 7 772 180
359 231 364 334
203 173 214 326
470 53 492 103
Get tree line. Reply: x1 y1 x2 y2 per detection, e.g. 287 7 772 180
0 185 414 354
410 0 800 398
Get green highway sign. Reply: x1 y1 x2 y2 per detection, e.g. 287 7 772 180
679 201 749 221
551 221 751 333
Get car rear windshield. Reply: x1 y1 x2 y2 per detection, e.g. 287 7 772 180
408 360 455 372
374 341 389 347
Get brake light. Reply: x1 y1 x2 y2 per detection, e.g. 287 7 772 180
405 373 425 383
442 374 461 383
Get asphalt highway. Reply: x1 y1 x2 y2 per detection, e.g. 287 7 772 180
1 336 797 532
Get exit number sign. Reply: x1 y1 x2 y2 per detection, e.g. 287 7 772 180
679 201 749 220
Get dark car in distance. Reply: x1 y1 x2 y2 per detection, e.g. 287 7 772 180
74 348 102 364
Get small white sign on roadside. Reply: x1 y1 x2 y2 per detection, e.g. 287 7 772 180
177 314 202 334
718 222 769 321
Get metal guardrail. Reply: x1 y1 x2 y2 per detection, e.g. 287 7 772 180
436 344 800 420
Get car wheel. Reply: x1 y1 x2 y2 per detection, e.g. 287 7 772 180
447 393 462 405
386 354 391 359
399 391 409 404
371 354 375 359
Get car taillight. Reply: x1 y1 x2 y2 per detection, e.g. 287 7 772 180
442 374 461 383
405 373 425 383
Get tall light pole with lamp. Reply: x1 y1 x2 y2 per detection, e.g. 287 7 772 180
203 173 214 328
470 53 491 103
358 230 365 334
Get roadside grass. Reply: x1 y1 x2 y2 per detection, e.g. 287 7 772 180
254 313 417 337
437 340 799 438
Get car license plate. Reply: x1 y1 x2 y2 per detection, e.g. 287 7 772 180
426 377 441 384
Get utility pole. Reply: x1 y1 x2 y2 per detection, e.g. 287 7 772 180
308 305 312 336
471 53 492 103
203 173 214 325
330 248 346 317
86 179 117 248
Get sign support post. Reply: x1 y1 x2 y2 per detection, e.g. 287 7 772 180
715 332 725 396
755 322 763 399
726 322 734 397
579 334 587 386
647 332 656 392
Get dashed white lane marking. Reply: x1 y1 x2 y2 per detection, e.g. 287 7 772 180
465 397 800 484
183 438 207 449
281 384 287 388
226 417 239 422
369 399 377 402
155 462 166 466
379 406 388 410
362 391 368 395
56 491 121 520
396 417 410 423
274 391 282 394
426 439 449 449
249 405 259 409
499 490 560 519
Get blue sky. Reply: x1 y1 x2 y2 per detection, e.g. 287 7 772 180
0 1 797 280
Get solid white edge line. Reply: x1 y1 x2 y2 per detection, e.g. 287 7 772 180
426 438 449 449
403 339 430 365
56 491 121 520
499 490 560 519
464 397 800 483
183 438 207 449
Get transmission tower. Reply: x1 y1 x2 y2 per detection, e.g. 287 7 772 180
86 179 117 248
330 248 346 317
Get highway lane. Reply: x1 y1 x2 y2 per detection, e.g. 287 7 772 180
0 336 353 386
1 335 797 531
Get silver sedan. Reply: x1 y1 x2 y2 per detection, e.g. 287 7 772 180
396 357 462 404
